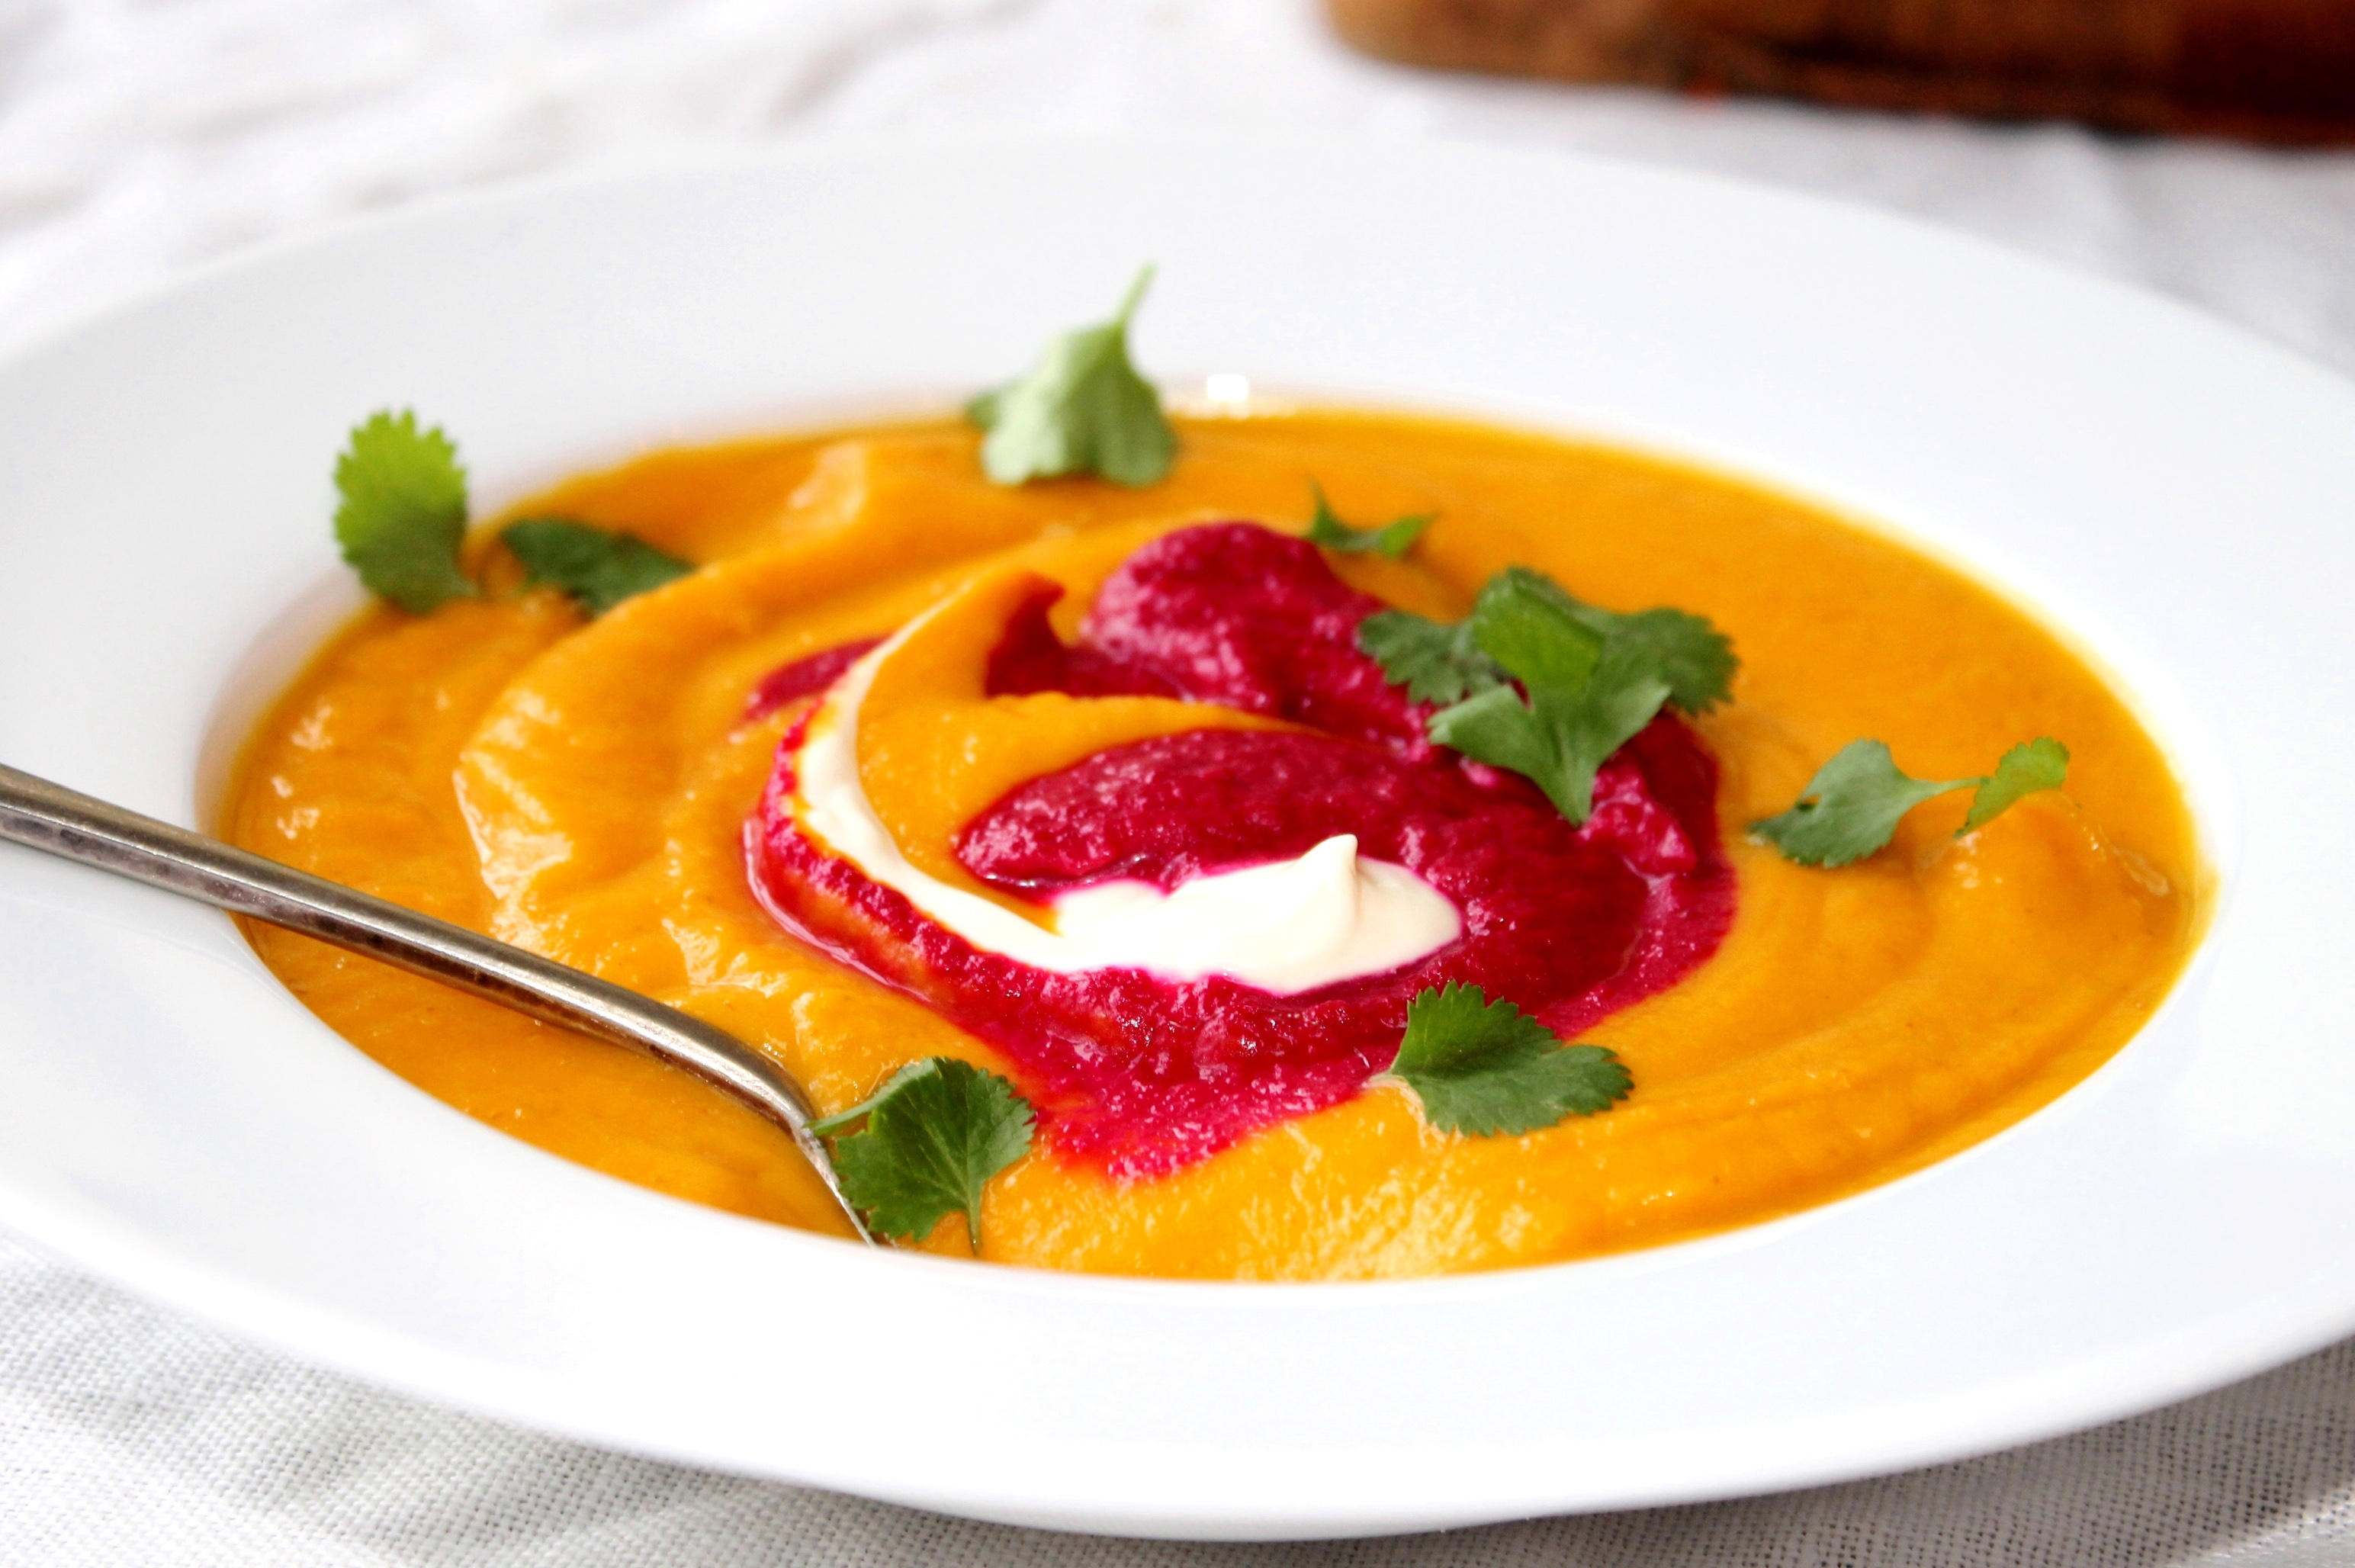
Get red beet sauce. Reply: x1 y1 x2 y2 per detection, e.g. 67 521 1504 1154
743 637 885 722
747 524 1733 1178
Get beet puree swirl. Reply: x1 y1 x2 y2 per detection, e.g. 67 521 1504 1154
748 523 1733 1178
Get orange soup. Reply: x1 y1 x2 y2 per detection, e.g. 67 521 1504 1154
224 412 2203 1279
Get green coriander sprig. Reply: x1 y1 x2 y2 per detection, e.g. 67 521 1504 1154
332 410 695 618
1753 736 2071 868
502 519 694 616
967 266 1177 488
333 410 474 613
1303 481 1434 560
811 1057 1036 1252
1361 566 1735 824
1381 982 1631 1136
1357 610 1503 707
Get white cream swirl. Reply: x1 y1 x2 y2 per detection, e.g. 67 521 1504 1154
788 612 1461 995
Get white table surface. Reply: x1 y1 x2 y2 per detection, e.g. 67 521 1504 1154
6 2 2355 1562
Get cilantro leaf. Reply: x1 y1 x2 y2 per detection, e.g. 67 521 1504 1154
1356 611 1504 706
1753 735 2071 867
1586 605 1738 716
501 519 695 616
1412 570 1675 824
1750 740 1970 868
1962 736 2071 833
1480 567 1736 715
1384 982 1631 1136
333 410 475 613
1429 644 1672 824
1358 565 1736 805
1364 567 1719 824
1304 482 1435 559
967 266 1176 488
810 1058 1034 1252
1469 567 1605 691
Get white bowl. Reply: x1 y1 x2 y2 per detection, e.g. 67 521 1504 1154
2 136 2352 1541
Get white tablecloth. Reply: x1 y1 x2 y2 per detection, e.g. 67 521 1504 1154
6 2 2355 1560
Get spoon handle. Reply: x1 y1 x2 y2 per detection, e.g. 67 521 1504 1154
0 761 873 1245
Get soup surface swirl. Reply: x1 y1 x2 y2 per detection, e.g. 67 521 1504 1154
226 411 2203 1279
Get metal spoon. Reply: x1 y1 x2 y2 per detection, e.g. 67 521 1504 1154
0 761 874 1245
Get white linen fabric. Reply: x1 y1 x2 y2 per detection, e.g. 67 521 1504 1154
9 1227 2355 1564
5 2 2355 1561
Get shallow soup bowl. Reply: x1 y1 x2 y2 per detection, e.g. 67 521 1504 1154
1 137 2351 1541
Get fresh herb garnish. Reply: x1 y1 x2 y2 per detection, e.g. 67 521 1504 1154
1963 736 2071 832
1303 481 1434 559
1357 611 1503 706
502 519 695 616
1478 567 1735 717
966 265 1176 489
333 410 474 613
1428 643 1670 826
1753 736 2071 868
810 1057 1036 1252
1383 982 1632 1136
1361 566 1735 824
1576 602 1739 718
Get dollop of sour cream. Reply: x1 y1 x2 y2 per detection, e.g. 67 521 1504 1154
789 613 1463 996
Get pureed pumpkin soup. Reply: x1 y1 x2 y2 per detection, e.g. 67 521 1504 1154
224 291 2202 1280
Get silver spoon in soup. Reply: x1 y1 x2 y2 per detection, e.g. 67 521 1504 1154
0 760 875 1245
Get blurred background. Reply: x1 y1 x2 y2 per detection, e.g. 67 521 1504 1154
5 3 2355 1563
1335 0 2355 141
1 0 2352 373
